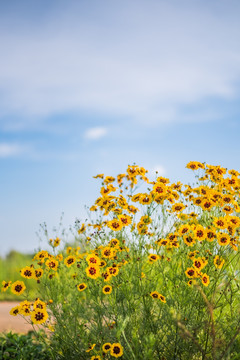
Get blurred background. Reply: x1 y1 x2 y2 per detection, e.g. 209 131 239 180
1 0 240 258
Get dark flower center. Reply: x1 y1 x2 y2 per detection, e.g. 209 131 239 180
24 270 32 277
113 346 121 354
15 285 22 292
35 312 44 321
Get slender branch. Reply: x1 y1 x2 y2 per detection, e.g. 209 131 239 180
176 321 206 357
220 326 240 359
196 285 216 359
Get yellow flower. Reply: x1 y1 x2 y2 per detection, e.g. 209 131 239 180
152 182 167 196
217 232 230 246
100 184 117 196
193 225 207 241
102 343 112 353
127 165 139 178
222 205 233 214
99 259 107 268
101 271 112 282
45 258 59 271
33 250 49 261
187 280 194 287
171 202 186 212
78 223 86 234
156 238 169 246
64 255 76 267
10 305 20 316
183 234 196 247
107 219 123 231
186 161 204 170
140 215 152 225
201 199 214 211
104 176 115 184
221 194 233 205
150 291 160 299
86 254 101 266
214 255 225 269
227 215 240 228
159 294 166 303
107 266 119 277
53 237 61 247
185 268 197 278
189 212 198 218
178 224 191 236
205 228 216 242
77 283 87 292
192 197 203 207
33 298 47 311
137 221 148 235
19 300 31 316
188 251 197 259
110 343 124 358
131 193 141 202
213 217 227 230
93 173 104 179
86 344 96 352
90 205 97 211
56 254 63 261
101 246 116 259
109 238 120 248
139 193 152 205
150 291 166 302
113 208 122 215
148 254 160 263
154 194 165 204
86 265 100 279
20 266 35 279
66 246 72 254
103 285 112 294
31 309 48 325
156 176 169 184
34 268 44 280
117 214 132 227
201 273 210 287
11 281 26 295
1 280 12 292
192 257 206 271
127 205 139 214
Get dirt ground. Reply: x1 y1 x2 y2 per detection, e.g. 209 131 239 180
0 302 35 333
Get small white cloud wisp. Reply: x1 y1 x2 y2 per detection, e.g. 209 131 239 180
151 165 167 177
0 143 24 158
84 127 108 140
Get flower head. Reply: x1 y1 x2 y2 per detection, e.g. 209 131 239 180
110 343 124 358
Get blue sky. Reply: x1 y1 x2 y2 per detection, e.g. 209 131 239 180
1 0 240 255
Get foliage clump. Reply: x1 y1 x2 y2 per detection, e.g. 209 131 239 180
3 161 240 359
0 331 50 360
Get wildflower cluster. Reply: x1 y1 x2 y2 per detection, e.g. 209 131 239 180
4 162 240 359
9 298 48 325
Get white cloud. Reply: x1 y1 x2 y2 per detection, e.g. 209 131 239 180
0 1 240 125
150 165 167 177
84 127 108 140
0 143 25 158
